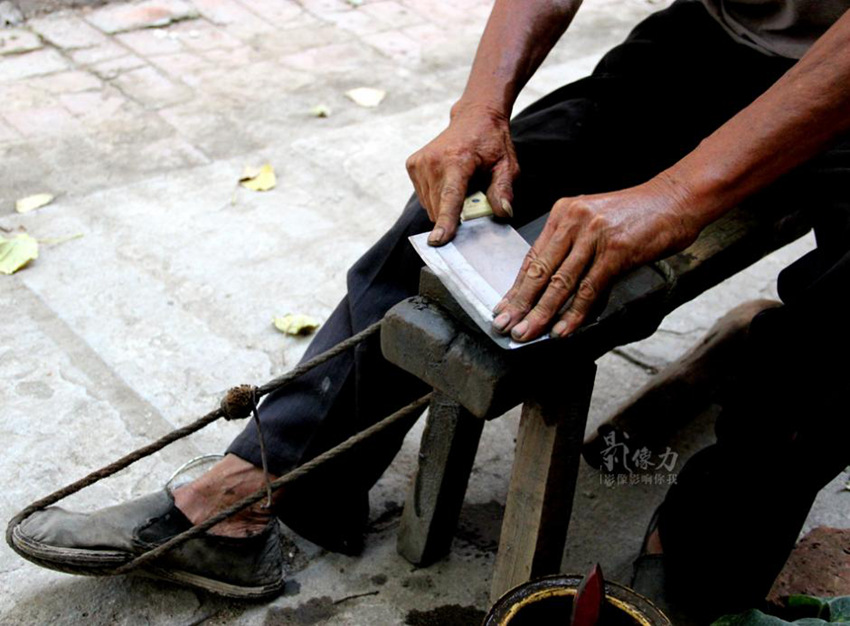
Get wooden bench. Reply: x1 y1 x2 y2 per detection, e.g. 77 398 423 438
379 204 811 603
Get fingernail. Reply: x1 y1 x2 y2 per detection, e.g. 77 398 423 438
551 321 568 337
501 198 513 218
428 227 445 246
511 320 529 340
493 298 508 314
493 312 510 332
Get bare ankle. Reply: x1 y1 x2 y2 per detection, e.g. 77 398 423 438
646 528 664 555
173 454 276 537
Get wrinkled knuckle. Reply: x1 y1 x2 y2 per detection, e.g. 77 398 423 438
578 279 598 301
423 151 441 167
526 259 551 281
553 198 571 215
440 184 462 202
606 233 630 254
565 198 593 220
588 214 610 232
526 306 551 324
512 299 532 316
523 248 540 269
446 148 473 166
549 272 572 293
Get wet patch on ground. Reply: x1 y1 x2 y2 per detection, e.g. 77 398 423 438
263 596 338 626
456 500 504 554
404 604 487 626
400 573 434 592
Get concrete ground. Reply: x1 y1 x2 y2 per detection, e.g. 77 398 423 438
1 0 847 624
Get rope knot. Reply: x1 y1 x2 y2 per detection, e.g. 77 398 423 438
221 385 258 420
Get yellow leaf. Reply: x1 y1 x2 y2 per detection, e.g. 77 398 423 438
240 164 276 192
0 233 39 275
310 104 331 118
345 87 386 108
273 314 321 336
15 193 54 214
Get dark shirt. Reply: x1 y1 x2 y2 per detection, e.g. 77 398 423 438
699 0 850 57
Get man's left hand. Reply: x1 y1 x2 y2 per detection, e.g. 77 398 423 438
492 175 699 342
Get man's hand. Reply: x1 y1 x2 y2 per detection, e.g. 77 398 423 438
406 104 518 246
403 0 582 244
492 176 698 342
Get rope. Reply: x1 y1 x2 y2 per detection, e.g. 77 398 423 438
6 319 392 569
6 408 225 537
114 393 431 574
256 321 382 397
249 387 274 508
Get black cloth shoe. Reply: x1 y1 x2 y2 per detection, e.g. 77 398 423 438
10 490 284 600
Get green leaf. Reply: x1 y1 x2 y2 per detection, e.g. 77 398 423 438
827 597 850 621
787 596 850 622
0 233 39 275
713 609 796 625
788 596 830 619
713 598 850 625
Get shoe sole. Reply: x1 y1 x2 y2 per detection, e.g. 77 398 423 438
11 525 131 574
11 526 284 600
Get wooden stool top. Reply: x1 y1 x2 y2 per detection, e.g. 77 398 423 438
382 205 810 418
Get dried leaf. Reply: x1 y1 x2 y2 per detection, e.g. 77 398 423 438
0 233 38 274
240 163 276 192
273 314 320 336
15 193 54 214
345 87 386 108
310 104 331 118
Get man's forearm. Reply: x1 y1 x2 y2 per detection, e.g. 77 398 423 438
454 0 583 118
664 9 850 232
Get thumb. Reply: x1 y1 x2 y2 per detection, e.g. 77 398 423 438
486 158 517 220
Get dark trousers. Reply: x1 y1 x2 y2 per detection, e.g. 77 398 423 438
228 0 850 611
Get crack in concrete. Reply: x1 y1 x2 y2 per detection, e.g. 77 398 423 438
610 348 660 375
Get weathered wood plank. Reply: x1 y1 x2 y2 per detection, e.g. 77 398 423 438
381 297 519 418
490 363 597 603
397 392 485 565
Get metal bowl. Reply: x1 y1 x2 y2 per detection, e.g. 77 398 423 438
484 574 672 626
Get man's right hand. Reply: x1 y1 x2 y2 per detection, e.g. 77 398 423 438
405 103 519 246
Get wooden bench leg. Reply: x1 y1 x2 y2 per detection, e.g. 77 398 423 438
490 362 597 603
397 391 484 566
